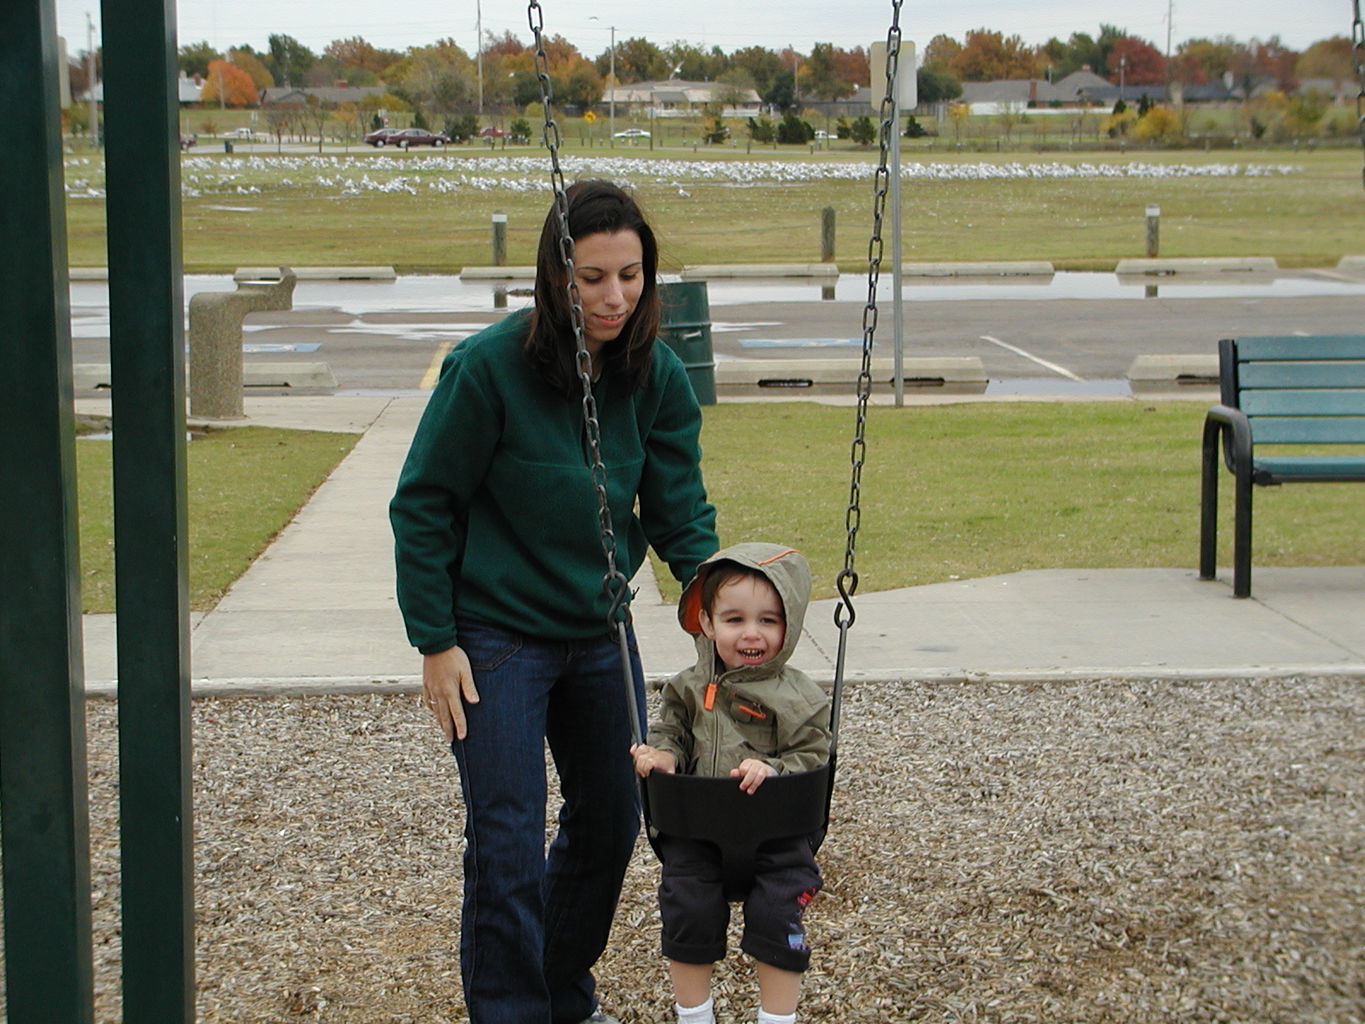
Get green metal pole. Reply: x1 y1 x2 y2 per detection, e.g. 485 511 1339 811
100 0 195 1019
0 2 96 1021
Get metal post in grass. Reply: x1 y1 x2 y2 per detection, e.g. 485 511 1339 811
0 2 96 1020
100 0 196 1018
1146 205 1161 258
821 206 835 262
493 211 508 266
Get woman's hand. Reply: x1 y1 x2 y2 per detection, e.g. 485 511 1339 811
730 758 777 794
631 744 677 778
423 646 479 743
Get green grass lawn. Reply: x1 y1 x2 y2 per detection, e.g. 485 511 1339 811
685 400 1364 600
77 426 358 613
63 147 1365 272
73 404 1359 613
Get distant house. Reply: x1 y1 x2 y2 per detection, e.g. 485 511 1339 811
602 79 761 118
260 85 388 108
80 71 206 105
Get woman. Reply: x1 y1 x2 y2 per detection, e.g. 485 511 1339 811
390 180 718 1024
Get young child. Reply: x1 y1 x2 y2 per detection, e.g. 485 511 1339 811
632 543 831 1024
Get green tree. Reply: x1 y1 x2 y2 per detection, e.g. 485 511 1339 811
849 115 876 145
917 69 962 103
776 112 813 143
266 33 318 87
664 42 726 81
729 46 786 98
922 34 961 74
764 68 797 113
614 37 668 82
746 116 776 143
179 40 221 78
802 43 852 101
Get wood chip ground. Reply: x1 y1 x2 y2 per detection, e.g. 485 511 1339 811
5 676 1363 1022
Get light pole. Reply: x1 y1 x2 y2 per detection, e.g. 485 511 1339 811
591 18 616 144
476 0 483 116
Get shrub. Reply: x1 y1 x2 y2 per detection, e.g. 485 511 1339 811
1131 106 1181 143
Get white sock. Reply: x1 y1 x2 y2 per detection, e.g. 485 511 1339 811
757 1010 796 1024
677 996 715 1024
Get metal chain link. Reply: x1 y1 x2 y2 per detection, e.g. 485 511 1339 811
1354 0 1364 188
528 0 631 628
834 0 902 631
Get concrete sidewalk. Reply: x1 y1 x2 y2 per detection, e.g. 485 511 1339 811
78 395 1365 695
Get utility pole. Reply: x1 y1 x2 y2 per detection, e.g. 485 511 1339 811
591 18 616 144
86 12 98 146
476 0 483 116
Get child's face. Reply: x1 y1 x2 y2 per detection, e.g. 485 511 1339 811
699 575 787 671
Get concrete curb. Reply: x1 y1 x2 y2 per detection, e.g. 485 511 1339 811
80 663 1365 699
1127 353 1219 392
1115 257 1278 275
75 362 338 390
233 266 396 281
460 266 535 280
681 264 839 279
715 356 987 395
899 261 1055 277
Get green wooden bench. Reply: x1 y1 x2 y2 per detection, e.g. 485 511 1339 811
1200 335 1365 598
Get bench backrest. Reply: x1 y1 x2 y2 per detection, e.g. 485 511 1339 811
1221 335 1365 445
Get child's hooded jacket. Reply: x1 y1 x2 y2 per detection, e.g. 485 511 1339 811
647 543 831 778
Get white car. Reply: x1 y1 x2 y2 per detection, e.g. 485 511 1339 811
613 128 651 139
813 130 831 139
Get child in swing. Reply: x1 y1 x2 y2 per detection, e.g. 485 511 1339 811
632 543 831 1024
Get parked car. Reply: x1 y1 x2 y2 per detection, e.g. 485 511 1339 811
813 130 831 140
231 127 262 141
383 127 450 148
477 126 510 139
178 133 197 151
613 127 650 139
363 127 401 146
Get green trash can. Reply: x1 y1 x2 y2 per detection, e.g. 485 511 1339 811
658 281 716 406
224 140 234 154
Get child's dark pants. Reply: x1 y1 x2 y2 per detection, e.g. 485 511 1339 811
657 833 822 973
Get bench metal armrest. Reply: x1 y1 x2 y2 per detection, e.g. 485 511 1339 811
1202 403 1251 475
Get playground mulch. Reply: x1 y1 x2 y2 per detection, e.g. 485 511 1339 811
67 676 1365 1022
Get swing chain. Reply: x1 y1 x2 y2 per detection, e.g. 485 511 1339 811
835 0 902 630
528 0 631 627
1355 0 1365 188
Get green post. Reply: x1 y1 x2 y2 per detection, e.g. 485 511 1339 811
101 0 196 1019
0 2 96 1021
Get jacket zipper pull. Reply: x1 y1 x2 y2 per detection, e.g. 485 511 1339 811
703 682 717 711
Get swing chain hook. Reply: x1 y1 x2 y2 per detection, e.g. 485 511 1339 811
835 0 902 633
1355 0 1365 189
529 0 632 630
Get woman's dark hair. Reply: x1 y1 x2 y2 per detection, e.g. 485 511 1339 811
526 180 661 397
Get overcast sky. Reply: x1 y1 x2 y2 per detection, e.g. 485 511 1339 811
58 0 1347 61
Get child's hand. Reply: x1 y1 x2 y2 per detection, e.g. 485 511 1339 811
731 758 777 794
631 744 677 778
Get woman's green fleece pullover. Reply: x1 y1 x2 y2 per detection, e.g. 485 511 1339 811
390 309 718 654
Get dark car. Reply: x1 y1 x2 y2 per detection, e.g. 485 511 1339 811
367 127 450 148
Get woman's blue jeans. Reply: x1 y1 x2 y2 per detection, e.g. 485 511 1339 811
451 618 645 1024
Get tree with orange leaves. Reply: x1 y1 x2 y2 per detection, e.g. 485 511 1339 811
201 59 259 107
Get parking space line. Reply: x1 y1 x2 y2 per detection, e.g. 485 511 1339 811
420 340 456 390
980 335 1084 381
